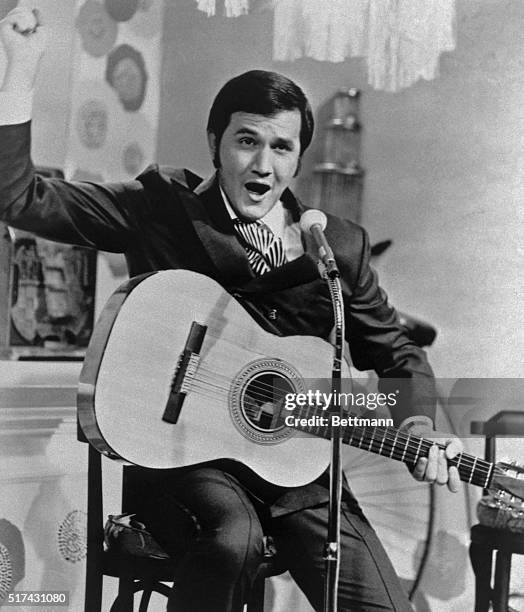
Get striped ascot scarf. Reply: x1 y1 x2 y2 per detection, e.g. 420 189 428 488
234 219 287 275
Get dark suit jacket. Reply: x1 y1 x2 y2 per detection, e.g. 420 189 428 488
0 121 436 514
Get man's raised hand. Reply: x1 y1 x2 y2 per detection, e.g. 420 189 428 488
0 7 46 92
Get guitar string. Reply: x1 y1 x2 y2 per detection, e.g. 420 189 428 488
182 364 493 476
185 375 491 474
193 365 303 391
337 429 492 479
188 370 490 474
130 329 505 483
193 363 411 417
189 373 304 402
160 336 503 476
193 362 362 408
194 363 331 395
187 373 492 475
166 352 497 479
183 378 492 477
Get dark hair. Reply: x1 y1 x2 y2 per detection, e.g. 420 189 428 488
207 70 314 167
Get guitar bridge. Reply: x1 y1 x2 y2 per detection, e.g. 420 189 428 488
162 321 207 424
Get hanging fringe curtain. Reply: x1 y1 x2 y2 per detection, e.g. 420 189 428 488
272 0 368 63
195 0 455 93
225 0 249 17
273 0 456 92
196 0 216 17
365 0 455 91
196 0 249 18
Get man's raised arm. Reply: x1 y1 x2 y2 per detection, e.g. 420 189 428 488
0 8 143 252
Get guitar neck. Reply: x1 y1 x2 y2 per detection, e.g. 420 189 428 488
282 408 494 489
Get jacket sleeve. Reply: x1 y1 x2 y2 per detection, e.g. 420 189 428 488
0 121 150 252
345 226 436 425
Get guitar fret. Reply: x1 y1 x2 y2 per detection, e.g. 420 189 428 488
311 406 318 436
367 428 376 451
294 417 509 500
304 402 311 421
389 429 399 458
469 456 478 484
294 417 503 494
310 408 317 436
346 424 355 446
413 437 423 463
484 462 493 489
400 434 410 462
378 429 386 455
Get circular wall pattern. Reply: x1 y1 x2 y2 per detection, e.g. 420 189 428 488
105 0 139 22
105 44 148 112
0 543 12 602
122 142 145 176
76 0 118 58
76 99 109 149
110 111 153 177
128 0 163 39
57 510 87 563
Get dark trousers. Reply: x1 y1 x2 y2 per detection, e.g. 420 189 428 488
141 467 413 612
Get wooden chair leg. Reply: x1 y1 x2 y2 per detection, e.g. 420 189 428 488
85 447 104 612
84 566 103 612
108 580 171 612
108 576 135 612
138 587 153 612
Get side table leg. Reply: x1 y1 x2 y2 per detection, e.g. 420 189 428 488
469 541 493 612
493 550 512 612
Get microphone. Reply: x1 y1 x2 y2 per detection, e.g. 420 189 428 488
300 209 340 278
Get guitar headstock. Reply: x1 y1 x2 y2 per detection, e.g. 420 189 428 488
490 461 524 501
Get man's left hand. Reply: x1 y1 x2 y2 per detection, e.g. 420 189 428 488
409 430 462 493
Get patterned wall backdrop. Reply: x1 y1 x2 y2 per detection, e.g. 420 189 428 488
65 0 165 182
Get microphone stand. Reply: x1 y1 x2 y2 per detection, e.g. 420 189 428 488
301 210 348 611
320 263 347 612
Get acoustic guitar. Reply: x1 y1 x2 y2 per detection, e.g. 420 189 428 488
78 269 524 500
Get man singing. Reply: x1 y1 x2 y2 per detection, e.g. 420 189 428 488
0 8 461 611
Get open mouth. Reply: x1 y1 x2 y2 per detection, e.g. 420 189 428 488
245 182 271 196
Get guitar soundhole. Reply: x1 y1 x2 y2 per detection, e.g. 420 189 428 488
241 372 294 433
229 358 304 444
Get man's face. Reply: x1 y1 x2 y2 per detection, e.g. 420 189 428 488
208 110 301 222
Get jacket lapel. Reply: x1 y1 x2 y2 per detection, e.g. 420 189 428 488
177 175 255 285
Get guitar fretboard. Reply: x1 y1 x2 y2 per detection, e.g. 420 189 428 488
279 406 494 489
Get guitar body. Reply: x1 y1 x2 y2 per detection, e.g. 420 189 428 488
78 269 340 487
79 269 524 498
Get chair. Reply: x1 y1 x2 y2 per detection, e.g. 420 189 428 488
82 442 284 611
469 411 524 612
